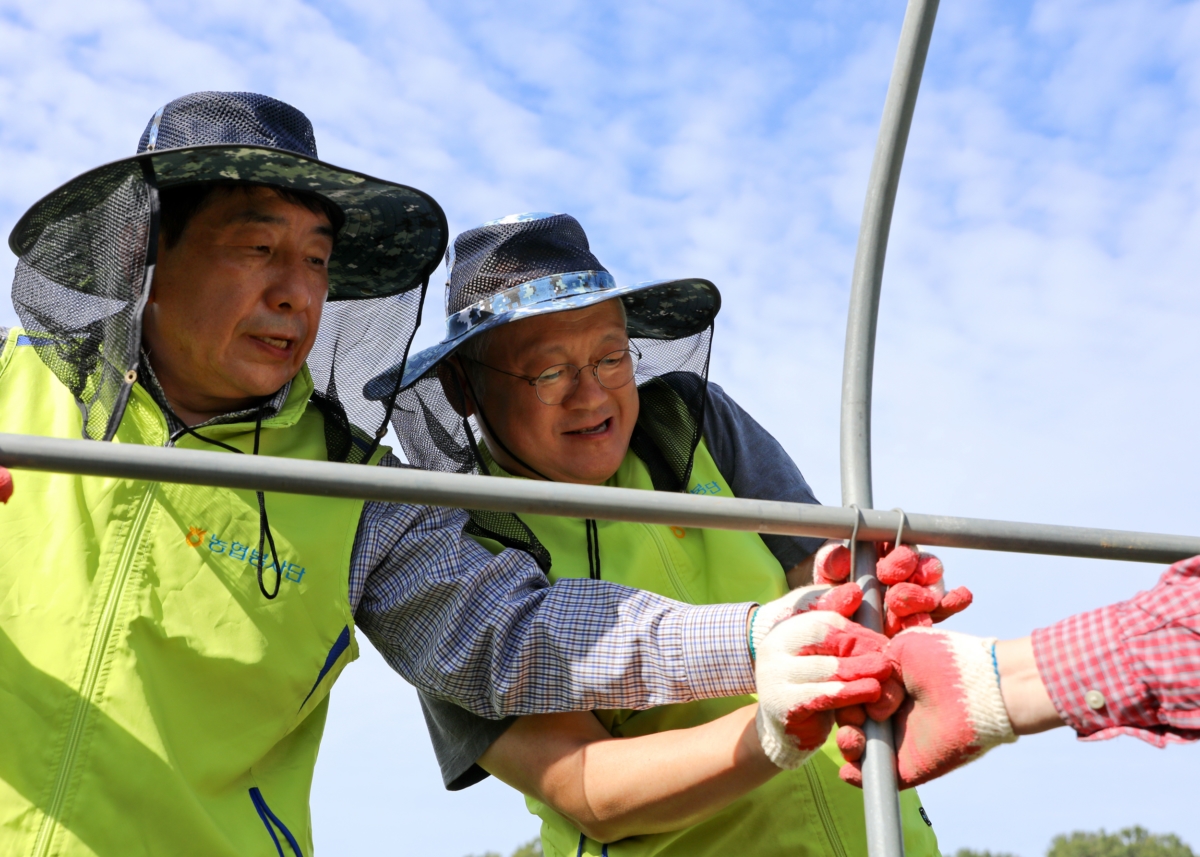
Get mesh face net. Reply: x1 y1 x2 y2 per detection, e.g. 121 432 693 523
626 327 713 493
10 161 156 441
307 286 426 463
392 316 713 572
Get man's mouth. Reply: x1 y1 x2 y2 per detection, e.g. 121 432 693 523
566 418 611 436
252 335 293 351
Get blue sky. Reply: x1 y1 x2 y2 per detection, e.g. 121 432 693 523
3 0 1200 854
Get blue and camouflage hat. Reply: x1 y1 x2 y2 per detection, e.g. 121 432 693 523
8 91 448 301
364 212 721 398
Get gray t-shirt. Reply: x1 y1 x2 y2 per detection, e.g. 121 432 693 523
418 382 823 790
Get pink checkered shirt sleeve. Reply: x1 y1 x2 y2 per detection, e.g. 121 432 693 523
1031 555 1200 747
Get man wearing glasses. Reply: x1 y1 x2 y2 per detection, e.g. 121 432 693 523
367 212 965 857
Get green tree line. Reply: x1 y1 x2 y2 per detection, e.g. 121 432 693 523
956 827 1196 857
471 826 1194 857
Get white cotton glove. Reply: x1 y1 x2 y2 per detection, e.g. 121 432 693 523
754 610 893 770
811 541 974 636
750 581 864 657
836 628 1018 788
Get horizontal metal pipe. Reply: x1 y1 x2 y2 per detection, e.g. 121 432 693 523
1 433 1195 565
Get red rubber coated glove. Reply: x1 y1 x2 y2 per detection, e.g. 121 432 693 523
754 610 894 769
811 541 973 636
0 467 11 504
836 628 1017 788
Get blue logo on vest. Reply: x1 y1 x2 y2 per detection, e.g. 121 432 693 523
186 526 307 584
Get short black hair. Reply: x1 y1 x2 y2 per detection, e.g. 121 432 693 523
157 182 346 249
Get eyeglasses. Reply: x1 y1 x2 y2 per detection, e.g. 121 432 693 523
461 345 642 406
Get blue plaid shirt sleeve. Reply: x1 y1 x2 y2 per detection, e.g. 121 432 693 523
348 459 756 718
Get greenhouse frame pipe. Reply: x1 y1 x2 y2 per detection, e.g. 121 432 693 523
2 432 1197 565
839 0 941 855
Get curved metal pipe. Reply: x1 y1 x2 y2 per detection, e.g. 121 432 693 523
840 1 941 855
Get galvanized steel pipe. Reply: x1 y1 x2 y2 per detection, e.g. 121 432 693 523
1 432 1196 563
840 0 941 854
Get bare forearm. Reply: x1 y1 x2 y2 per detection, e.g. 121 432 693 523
995 636 1064 735
481 706 778 843
575 705 777 840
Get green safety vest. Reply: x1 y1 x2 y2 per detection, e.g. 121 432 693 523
0 328 382 857
480 440 941 857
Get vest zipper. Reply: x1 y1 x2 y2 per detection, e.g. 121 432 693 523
31 484 158 857
803 761 849 857
643 524 695 604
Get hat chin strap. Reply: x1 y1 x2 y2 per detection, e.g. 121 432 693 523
459 368 603 581
458 371 553 482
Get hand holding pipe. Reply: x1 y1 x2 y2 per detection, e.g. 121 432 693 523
813 540 973 635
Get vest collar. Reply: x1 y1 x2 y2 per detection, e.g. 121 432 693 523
134 362 316 443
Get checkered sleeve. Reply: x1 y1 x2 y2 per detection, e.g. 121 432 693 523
348 483 756 718
1031 555 1200 747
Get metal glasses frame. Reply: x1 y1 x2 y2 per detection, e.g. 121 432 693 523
459 345 642 406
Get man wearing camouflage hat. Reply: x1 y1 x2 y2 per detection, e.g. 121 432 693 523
0 92 785 857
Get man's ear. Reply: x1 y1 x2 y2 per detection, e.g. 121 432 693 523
437 359 476 419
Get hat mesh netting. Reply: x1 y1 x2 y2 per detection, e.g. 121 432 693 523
9 90 432 460
307 288 425 462
11 161 157 442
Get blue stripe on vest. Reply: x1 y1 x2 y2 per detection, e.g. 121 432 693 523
298 624 351 711
249 787 304 857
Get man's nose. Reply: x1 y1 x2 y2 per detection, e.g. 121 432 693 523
564 365 609 408
263 248 322 312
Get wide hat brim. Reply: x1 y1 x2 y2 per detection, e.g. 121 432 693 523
8 144 448 301
363 275 720 401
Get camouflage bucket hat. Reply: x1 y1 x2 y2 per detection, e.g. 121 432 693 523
364 211 720 397
6 91 447 449
8 91 448 301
